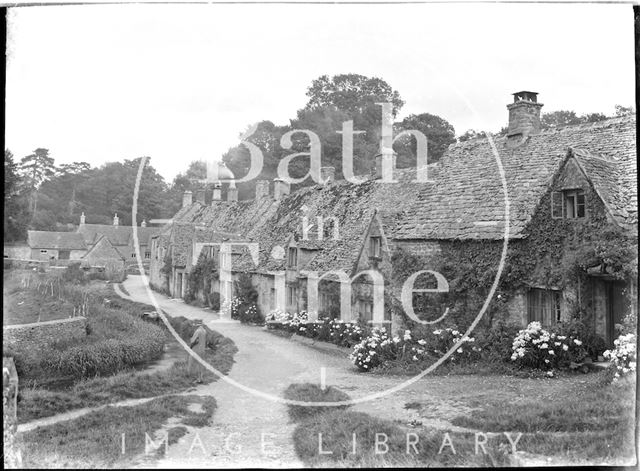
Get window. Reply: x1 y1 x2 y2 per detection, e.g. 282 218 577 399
527 288 562 326
131 253 136 258
144 251 151 259
370 236 382 258
358 299 373 322
286 285 298 306
40 249 48 254
270 288 277 310
551 190 586 219
287 247 298 268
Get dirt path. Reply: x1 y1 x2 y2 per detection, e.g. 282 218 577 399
117 275 603 468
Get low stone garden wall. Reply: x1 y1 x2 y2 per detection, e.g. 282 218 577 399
3 317 87 354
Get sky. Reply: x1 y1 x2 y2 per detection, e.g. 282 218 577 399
5 2 636 182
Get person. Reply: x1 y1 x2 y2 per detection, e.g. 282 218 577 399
187 319 208 382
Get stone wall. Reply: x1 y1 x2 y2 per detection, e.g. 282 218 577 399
3 357 21 468
3 317 87 354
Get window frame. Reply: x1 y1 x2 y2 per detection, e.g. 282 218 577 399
369 236 382 259
551 189 586 220
287 247 298 268
527 288 562 327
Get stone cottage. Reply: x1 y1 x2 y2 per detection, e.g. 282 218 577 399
76 212 161 268
150 91 637 345
26 230 88 262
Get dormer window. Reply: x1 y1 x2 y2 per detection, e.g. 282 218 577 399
369 236 382 259
551 189 586 219
287 247 298 268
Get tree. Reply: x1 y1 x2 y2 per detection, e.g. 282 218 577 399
4 149 30 242
304 74 404 118
19 148 56 215
394 113 456 164
614 105 635 116
541 111 583 129
457 129 487 142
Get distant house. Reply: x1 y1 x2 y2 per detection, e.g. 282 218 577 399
76 213 161 268
81 235 126 279
150 91 637 346
26 230 88 262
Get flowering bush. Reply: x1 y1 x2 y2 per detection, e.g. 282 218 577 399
350 327 399 371
267 312 366 348
431 328 481 363
350 326 479 372
603 333 636 381
510 322 587 370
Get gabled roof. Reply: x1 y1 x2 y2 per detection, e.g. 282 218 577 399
27 231 87 250
76 224 161 246
394 115 636 240
82 235 125 262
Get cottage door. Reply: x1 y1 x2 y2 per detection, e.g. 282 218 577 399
605 281 626 346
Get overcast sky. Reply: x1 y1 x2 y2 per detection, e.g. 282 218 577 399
5 3 636 181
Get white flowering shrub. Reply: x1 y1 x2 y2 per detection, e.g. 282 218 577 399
350 327 398 371
350 326 479 372
603 333 636 381
511 321 586 370
268 312 366 347
431 328 481 363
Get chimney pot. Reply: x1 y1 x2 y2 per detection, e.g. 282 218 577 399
212 181 222 201
182 190 193 208
80 212 86 225
507 91 543 139
320 166 336 185
274 178 291 200
141 219 147 227
255 180 270 200
113 213 119 226
227 181 238 202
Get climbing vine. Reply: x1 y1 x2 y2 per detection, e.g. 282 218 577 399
185 252 219 308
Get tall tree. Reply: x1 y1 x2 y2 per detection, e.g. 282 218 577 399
4 150 30 241
19 148 56 215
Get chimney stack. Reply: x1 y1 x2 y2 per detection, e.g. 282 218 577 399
212 182 222 201
113 213 119 226
80 212 86 225
195 188 206 204
227 181 238 202
182 190 193 208
374 151 397 180
320 166 335 185
141 219 147 227
507 91 543 140
274 178 291 200
255 180 270 200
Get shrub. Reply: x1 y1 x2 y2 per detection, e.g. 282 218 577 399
477 323 522 363
230 274 263 324
283 383 351 421
603 333 636 382
62 263 87 284
556 319 607 360
510 322 587 370
350 327 400 371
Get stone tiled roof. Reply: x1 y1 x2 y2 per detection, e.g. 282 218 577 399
171 169 426 274
77 224 161 246
27 231 87 250
394 115 636 240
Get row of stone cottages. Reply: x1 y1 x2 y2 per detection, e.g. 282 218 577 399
148 92 637 345
4 213 160 278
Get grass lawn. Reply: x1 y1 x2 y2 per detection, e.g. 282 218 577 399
19 394 216 468
449 375 637 464
285 372 637 467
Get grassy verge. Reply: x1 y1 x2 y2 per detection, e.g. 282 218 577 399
18 332 237 423
285 383 509 467
449 376 636 463
19 394 216 468
117 283 131 297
